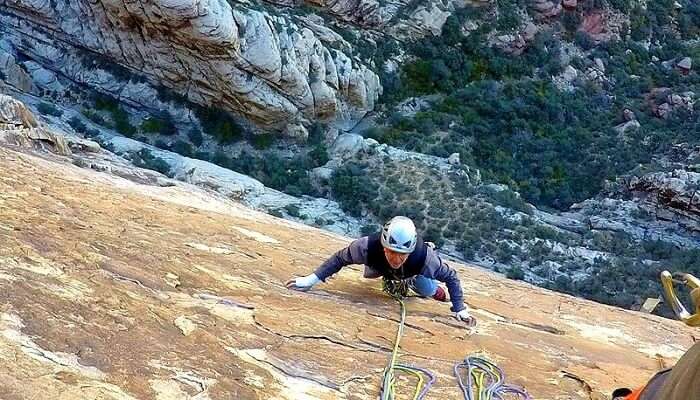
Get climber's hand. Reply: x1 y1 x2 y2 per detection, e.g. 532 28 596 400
455 308 476 327
285 273 320 292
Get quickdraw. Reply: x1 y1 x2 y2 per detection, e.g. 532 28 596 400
660 271 700 327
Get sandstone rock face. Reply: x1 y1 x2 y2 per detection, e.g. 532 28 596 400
0 145 696 399
629 170 700 233
0 94 70 155
295 0 472 37
0 0 381 130
390 1 452 37
578 10 625 43
0 45 36 93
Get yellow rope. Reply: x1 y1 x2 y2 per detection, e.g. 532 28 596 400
381 298 434 400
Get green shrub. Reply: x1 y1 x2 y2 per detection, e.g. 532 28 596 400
308 144 329 167
188 128 204 147
574 31 595 50
252 133 274 149
131 148 171 176
561 11 582 32
284 204 302 217
141 113 177 136
154 140 169 150
93 93 119 113
112 107 136 137
170 140 193 157
37 102 63 117
68 116 87 133
506 266 525 280
83 109 106 126
496 0 522 31
330 163 381 217
84 128 101 138
195 106 243 144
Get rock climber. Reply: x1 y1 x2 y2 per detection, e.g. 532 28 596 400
285 216 475 325
611 341 700 400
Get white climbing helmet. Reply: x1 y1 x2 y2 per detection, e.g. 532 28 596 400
381 216 417 254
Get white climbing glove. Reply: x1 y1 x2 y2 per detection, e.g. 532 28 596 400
455 307 476 327
285 273 320 292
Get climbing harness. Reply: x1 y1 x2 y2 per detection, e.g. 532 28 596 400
380 277 436 400
660 271 700 327
454 356 532 400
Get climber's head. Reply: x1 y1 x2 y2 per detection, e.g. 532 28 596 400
381 216 417 269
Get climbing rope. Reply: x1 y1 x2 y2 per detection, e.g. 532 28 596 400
454 356 532 400
380 279 531 400
380 278 435 400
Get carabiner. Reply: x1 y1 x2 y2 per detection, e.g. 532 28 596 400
660 271 700 327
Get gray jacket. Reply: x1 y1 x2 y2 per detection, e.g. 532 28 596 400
315 236 465 312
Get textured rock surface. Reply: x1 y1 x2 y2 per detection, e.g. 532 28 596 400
0 93 70 155
0 145 697 399
578 10 625 43
530 0 562 18
629 170 700 233
0 0 381 129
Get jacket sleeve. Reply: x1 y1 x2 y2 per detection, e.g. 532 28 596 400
421 248 465 312
314 237 369 281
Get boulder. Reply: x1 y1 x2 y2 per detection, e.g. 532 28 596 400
562 0 577 10
0 95 70 156
330 133 367 160
531 0 562 17
285 123 309 142
677 57 692 72
614 120 641 134
594 58 605 72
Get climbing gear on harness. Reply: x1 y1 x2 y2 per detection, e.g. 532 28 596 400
660 271 700 327
381 216 418 254
383 276 410 300
454 356 532 400
380 278 435 400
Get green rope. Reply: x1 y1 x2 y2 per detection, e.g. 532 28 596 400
380 278 435 400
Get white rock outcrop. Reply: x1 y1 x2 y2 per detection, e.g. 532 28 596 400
0 0 382 130
0 94 71 155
